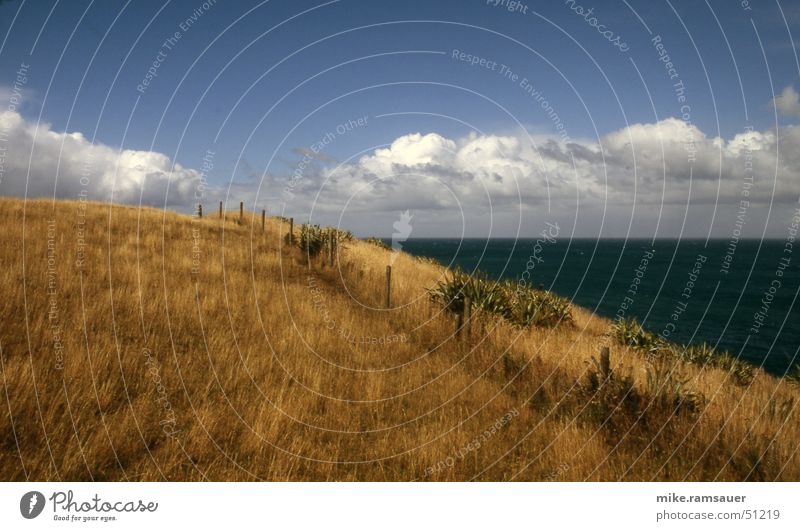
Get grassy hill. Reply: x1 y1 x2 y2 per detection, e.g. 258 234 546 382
1 197 798 481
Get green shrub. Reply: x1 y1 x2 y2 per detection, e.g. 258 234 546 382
428 269 511 317
298 224 326 257
680 343 716 364
610 321 756 387
335 228 353 242
428 271 573 328
298 225 352 257
508 288 573 328
674 343 756 386
611 318 660 350
711 354 756 386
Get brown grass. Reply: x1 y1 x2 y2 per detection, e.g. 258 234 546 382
1 197 798 481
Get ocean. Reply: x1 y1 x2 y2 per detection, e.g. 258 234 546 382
397 238 799 376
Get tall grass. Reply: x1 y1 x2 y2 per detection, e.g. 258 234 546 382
0 198 798 481
364 236 390 250
610 319 757 386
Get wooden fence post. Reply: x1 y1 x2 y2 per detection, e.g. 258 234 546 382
600 346 611 380
304 225 311 270
463 296 471 337
219 201 223 219
328 232 335 265
289 218 294 245
239 202 244 224
324 231 330 267
198 204 202 219
385 265 392 308
261 209 265 232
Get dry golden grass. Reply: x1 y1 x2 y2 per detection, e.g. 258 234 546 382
1 197 798 481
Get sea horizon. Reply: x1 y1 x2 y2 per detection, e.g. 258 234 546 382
394 237 799 377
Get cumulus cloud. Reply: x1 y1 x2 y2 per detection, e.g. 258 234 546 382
0 110 207 206
2 107 797 237
297 118 797 216
772 85 800 117
265 116 800 237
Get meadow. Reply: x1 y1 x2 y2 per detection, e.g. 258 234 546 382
0 197 798 481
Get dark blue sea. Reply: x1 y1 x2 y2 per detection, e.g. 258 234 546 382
397 238 799 376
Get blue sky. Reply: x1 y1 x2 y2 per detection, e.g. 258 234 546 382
1 0 799 237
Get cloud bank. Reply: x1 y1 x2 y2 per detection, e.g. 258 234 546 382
1 107 798 237
301 118 798 214
0 110 204 206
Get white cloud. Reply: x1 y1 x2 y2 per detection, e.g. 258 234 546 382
0 110 206 206
2 108 798 237
772 85 800 117
270 117 800 237
298 117 798 213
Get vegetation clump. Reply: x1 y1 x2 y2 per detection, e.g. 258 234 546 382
676 343 756 386
644 362 704 414
610 318 660 351
580 351 703 447
610 319 757 387
298 224 352 257
428 269 573 328
509 288 573 328
428 269 510 316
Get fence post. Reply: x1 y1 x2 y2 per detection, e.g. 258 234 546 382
261 209 265 232
219 201 223 219
463 296 471 337
289 218 294 245
328 232 335 265
239 202 244 224
600 346 611 380
198 204 202 219
325 231 330 267
304 225 311 270
385 265 392 308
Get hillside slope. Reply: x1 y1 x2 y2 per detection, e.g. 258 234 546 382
0 198 798 481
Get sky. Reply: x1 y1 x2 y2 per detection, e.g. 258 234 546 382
1 0 799 238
